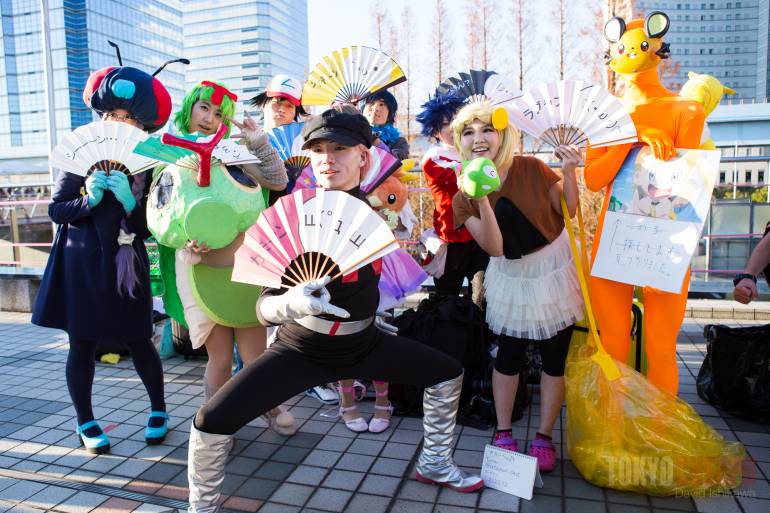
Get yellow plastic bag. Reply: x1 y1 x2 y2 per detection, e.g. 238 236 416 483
562 199 745 496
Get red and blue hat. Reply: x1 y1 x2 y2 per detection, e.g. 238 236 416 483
83 42 187 133
83 66 171 133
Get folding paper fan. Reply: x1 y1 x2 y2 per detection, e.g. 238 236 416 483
436 69 523 106
134 133 260 167
133 134 190 164
360 146 401 193
290 146 401 195
50 121 156 176
507 80 638 148
232 189 399 289
302 46 406 106
268 122 310 181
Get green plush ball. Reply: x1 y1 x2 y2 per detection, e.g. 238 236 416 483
460 157 500 199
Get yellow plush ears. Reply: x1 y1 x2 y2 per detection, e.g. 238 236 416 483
680 71 737 116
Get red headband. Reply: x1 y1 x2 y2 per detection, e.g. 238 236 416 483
200 81 238 105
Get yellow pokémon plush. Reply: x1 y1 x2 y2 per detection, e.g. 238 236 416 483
679 71 736 149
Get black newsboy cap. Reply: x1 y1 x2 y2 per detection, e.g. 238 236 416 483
301 109 374 149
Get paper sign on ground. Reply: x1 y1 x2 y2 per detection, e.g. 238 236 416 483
591 146 719 292
480 444 543 501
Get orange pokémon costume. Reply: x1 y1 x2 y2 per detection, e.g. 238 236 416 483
585 11 705 395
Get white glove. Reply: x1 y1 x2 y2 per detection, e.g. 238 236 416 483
260 276 350 324
374 311 398 336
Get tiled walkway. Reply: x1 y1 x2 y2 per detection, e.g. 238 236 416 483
0 312 768 513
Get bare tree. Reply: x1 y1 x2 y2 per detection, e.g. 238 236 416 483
509 0 531 153
466 0 482 68
400 5 415 141
574 0 607 85
559 0 565 79
370 3 387 49
433 0 451 84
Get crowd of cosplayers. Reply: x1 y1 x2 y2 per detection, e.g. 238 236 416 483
32 9 760 511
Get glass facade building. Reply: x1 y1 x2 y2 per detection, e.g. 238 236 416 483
182 0 308 116
635 0 770 101
0 0 185 172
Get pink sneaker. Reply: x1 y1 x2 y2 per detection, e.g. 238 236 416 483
492 431 518 452
528 437 557 472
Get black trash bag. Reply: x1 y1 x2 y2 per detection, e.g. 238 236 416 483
389 295 529 429
697 324 770 424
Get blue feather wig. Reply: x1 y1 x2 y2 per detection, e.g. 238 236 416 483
416 91 466 139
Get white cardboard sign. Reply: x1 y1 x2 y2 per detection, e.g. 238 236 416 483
591 146 719 293
480 444 543 501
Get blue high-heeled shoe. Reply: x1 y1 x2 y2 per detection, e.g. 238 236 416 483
76 420 110 454
145 411 169 445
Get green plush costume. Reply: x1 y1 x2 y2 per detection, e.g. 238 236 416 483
139 81 268 328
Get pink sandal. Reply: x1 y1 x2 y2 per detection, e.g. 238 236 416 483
492 430 519 452
338 385 368 432
368 385 393 434
528 436 557 472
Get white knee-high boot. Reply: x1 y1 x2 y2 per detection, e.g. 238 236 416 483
187 423 232 513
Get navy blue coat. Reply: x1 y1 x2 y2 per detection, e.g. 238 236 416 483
32 171 153 341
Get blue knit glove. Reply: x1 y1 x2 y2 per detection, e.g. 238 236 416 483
107 172 136 214
85 171 107 208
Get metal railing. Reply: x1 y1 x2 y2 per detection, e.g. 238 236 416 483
1 190 768 297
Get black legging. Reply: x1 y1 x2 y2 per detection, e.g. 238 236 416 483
196 324 462 435
67 338 166 425
494 326 574 377
433 240 489 307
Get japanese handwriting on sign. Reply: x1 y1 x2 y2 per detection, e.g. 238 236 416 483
613 253 670 276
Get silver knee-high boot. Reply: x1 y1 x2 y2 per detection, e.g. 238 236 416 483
188 422 232 513
415 372 484 492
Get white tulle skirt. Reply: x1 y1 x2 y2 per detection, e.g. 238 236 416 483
484 230 584 340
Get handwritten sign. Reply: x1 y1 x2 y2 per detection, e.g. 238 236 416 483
481 444 543 501
592 147 719 292
212 139 260 166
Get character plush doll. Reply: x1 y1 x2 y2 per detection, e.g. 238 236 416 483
679 71 736 150
584 11 706 395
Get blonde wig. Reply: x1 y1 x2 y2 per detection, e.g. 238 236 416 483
451 101 519 171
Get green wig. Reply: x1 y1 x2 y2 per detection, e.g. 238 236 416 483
174 81 237 137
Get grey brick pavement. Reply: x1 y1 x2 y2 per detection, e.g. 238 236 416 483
0 312 768 513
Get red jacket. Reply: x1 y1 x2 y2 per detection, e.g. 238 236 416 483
421 144 472 243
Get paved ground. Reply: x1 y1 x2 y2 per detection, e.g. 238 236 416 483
0 312 768 513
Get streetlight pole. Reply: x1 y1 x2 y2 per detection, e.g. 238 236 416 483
40 0 58 237
40 0 57 185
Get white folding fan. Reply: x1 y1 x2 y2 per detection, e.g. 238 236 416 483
50 121 156 176
302 46 407 106
232 189 399 289
436 69 523 106
507 80 638 148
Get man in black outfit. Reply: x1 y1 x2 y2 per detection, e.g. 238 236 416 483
187 108 484 512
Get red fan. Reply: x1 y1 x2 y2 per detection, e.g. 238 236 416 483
233 189 399 289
